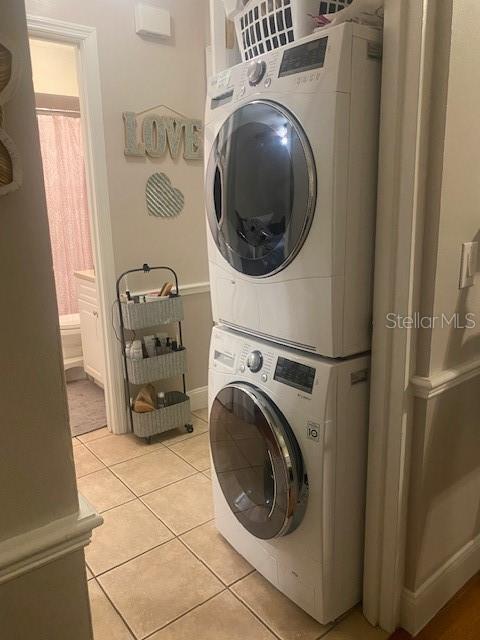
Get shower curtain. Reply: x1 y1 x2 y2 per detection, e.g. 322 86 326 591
37 113 93 316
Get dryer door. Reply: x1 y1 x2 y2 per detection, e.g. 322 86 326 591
209 382 308 539
206 100 316 277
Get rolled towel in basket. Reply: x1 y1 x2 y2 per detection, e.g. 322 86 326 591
133 384 156 413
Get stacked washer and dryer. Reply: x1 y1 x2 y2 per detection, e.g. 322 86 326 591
204 22 381 624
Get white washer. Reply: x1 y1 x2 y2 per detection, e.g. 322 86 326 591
208 325 370 623
205 22 381 357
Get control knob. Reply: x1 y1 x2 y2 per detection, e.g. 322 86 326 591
247 59 266 86
246 350 263 373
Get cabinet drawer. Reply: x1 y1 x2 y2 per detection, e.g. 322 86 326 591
76 278 98 306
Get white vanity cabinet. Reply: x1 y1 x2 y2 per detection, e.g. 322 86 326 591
74 270 104 386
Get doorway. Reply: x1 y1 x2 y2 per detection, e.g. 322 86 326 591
27 15 127 436
29 36 108 437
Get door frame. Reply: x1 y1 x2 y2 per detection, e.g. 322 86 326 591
27 15 128 434
363 0 440 632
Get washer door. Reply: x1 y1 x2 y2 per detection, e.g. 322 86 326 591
209 382 308 539
206 100 316 277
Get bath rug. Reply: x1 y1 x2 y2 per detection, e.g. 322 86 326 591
67 379 107 437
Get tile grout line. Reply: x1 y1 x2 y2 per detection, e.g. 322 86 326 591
89 473 213 578
80 417 207 468
81 438 170 467
96 496 137 516
227 587 283 640
316 626 337 640
109 464 199 498
76 427 111 445
92 577 139 640
93 536 175 580
96 459 228 635
175 528 230 585
102 429 207 474
161 431 211 472
141 587 228 640
224 568 256 588
138 496 214 538
229 581 339 640
94 516 227 638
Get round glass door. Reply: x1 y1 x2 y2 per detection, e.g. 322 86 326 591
206 100 316 277
209 382 308 539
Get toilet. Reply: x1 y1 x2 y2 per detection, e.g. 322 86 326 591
59 313 83 370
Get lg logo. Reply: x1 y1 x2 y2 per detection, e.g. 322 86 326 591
306 422 321 442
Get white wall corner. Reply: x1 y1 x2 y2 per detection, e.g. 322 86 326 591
0 494 102 585
400 532 480 635
188 385 208 411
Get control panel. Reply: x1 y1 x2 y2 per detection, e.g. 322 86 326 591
273 357 316 394
278 36 328 78
247 59 267 86
246 350 263 372
208 32 333 109
238 343 274 381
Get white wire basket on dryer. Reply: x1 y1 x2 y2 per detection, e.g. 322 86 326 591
224 0 382 62
225 0 352 61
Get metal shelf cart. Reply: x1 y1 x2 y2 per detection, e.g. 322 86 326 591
116 263 193 443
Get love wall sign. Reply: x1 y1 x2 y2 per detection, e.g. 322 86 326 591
123 111 203 161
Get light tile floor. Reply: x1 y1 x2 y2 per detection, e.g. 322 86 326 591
75 409 388 640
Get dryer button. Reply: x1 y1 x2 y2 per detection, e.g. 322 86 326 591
261 373 268 382
239 364 246 373
264 77 272 88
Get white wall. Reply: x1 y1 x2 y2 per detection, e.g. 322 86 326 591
427 0 480 373
1 1 79 542
0 1 92 636
29 37 79 96
404 0 480 614
26 0 213 391
0 551 93 639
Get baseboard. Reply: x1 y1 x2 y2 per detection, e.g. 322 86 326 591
400 532 480 634
0 494 102 585
188 385 208 411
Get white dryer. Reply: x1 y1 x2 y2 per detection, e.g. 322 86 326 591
208 325 370 623
205 22 381 357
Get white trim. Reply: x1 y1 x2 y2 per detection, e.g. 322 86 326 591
0 494 102 585
64 355 84 371
130 281 211 298
411 358 480 398
27 15 128 435
188 385 208 411
180 281 210 296
400 533 480 635
209 0 227 74
363 0 438 632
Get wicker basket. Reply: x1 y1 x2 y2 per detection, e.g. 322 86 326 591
127 349 187 385
121 296 184 330
132 391 191 438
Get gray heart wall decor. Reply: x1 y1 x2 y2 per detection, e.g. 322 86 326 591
146 172 184 218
